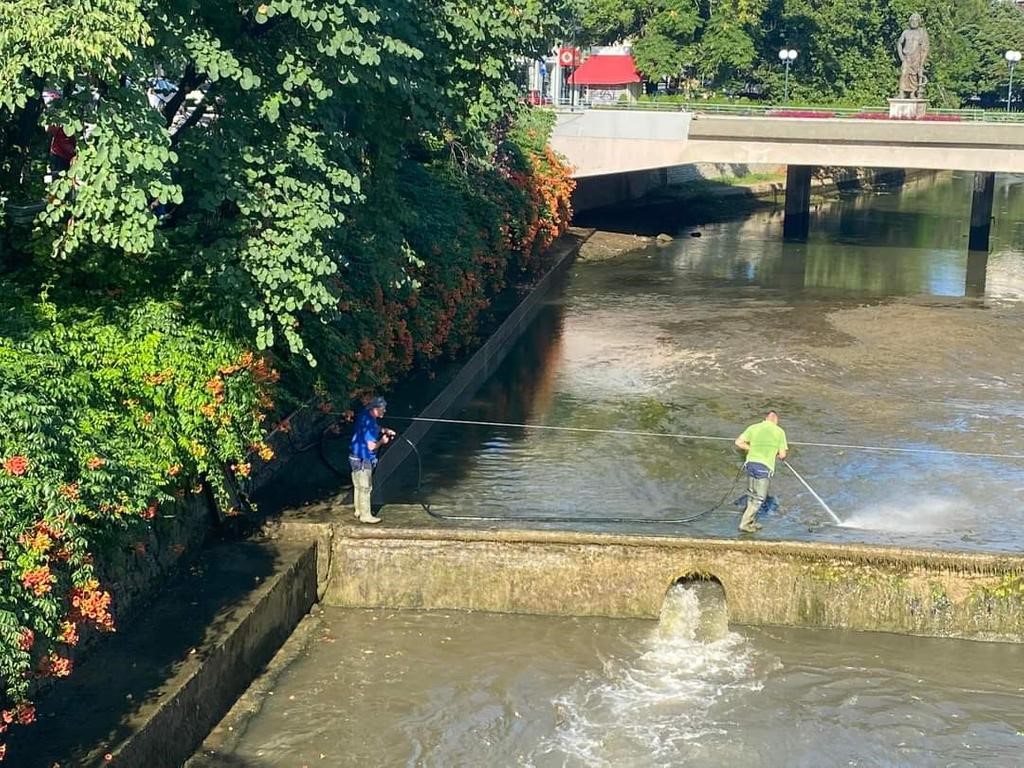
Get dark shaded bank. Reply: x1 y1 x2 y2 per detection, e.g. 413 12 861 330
250 229 592 517
7 541 317 767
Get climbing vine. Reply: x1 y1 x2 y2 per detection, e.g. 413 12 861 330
0 0 573 755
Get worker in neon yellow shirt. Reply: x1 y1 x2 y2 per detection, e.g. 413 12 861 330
734 410 789 533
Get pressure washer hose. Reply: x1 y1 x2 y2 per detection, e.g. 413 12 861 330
401 437 745 525
340 415 1023 528
782 460 842 525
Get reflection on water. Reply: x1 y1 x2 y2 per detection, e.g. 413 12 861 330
216 602 1024 767
386 172 1024 552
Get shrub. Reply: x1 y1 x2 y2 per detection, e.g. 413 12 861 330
0 290 270 738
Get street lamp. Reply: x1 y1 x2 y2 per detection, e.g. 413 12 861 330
1006 50 1022 113
778 48 798 104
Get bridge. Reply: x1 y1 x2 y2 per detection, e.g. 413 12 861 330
551 108 1024 250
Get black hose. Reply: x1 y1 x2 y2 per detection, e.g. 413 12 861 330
318 424 350 478
401 437 745 525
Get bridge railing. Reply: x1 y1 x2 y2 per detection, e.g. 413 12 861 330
551 99 1024 123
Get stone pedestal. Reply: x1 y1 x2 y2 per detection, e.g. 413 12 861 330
887 98 928 119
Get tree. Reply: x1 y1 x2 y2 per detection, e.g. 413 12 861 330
575 0 701 81
0 0 575 757
573 0 1024 105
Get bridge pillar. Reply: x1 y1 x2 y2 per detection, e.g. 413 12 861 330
783 165 812 242
968 172 995 252
965 250 988 297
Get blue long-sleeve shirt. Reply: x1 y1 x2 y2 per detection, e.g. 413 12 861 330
349 409 381 462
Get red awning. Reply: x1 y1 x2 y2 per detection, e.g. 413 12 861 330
567 55 641 86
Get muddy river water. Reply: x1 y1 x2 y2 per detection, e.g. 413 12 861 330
210 586 1024 767
385 171 1024 552
215 171 1024 767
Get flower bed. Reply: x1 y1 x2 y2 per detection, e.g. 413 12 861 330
766 109 836 118
850 112 963 121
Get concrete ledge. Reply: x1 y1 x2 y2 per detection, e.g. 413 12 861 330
322 524 1024 642
688 114 1024 148
14 540 318 768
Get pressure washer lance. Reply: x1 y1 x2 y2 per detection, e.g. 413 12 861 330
782 459 842 525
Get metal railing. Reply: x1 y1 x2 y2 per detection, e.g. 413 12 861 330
550 99 1024 123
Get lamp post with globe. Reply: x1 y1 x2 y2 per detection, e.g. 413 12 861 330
1006 50 1022 113
778 48 798 104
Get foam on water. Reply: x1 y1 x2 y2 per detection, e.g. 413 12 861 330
533 583 766 767
838 494 973 533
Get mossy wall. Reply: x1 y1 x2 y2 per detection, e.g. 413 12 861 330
322 526 1024 642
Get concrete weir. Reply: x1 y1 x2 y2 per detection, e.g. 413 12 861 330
271 511 1024 643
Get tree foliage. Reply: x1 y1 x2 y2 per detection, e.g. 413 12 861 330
574 0 1024 106
0 0 574 758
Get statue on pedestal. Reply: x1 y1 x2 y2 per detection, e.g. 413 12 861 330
897 13 930 99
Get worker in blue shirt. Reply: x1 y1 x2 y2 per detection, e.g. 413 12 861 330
349 396 395 523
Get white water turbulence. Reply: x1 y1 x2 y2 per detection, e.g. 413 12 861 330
839 493 974 533
533 582 767 767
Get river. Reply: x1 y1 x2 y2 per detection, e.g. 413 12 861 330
206 583 1024 767
383 171 1024 552
215 171 1024 767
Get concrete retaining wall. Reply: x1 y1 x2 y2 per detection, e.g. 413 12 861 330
323 525 1024 642
371 229 590 497
14 540 319 767
573 164 917 214
573 163 780 213
113 543 317 768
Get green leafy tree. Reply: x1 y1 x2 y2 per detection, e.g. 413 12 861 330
575 0 701 81
0 0 575 756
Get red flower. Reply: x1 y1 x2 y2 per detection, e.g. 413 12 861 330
87 456 105 470
3 704 35 726
141 502 157 520
59 621 79 646
70 581 115 632
22 567 55 597
3 456 28 476
18 629 34 652
42 654 72 679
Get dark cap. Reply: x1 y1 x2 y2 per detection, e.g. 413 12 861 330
368 396 387 411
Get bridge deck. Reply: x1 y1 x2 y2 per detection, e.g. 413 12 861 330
552 110 1024 176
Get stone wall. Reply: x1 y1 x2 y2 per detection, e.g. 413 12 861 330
322 524 1024 642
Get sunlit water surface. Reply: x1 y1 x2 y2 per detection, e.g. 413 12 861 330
380 172 1024 552
225 174 1024 768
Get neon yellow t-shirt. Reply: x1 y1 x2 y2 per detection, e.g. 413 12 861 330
739 421 789 473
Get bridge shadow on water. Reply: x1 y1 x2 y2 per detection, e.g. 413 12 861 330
573 179 779 237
